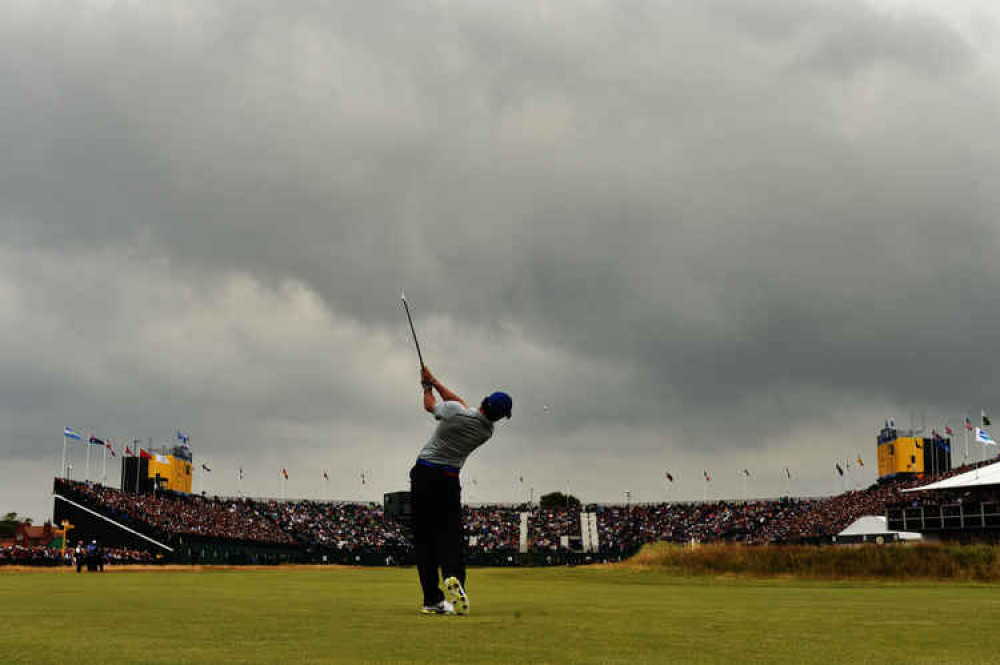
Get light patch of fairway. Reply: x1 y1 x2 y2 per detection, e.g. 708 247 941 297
2 566 1000 664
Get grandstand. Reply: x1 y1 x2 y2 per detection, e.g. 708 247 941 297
887 458 1000 541
30 465 969 568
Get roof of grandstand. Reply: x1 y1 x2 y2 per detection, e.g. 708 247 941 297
902 459 1000 493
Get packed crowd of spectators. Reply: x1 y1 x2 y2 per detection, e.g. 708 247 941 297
262 500 410 554
592 499 823 552
466 505 521 552
47 465 983 563
529 506 582 551
56 478 294 545
0 545 67 566
0 544 157 567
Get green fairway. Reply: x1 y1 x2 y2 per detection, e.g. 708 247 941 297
2 566 999 665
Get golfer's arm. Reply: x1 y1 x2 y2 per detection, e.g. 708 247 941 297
423 386 437 413
433 380 467 407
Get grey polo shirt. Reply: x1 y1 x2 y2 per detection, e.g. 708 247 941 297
417 401 494 469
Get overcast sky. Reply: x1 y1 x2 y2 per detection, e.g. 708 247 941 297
4 0 1000 522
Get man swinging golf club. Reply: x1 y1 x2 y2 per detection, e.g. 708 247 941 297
400 291 512 614
412 366 512 615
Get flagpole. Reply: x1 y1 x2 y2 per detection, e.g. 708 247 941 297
85 439 91 482
102 441 107 485
965 415 970 464
61 433 67 480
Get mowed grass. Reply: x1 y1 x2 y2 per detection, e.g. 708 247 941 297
3 566 1000 665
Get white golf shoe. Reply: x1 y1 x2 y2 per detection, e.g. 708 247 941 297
420 600 455 615
443 577 469 615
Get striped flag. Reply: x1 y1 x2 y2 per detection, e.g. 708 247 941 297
976 428 997 446
64 427 81 441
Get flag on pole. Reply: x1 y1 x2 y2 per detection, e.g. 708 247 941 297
835 463 844 476
703 470 711 482
856 455 864 467
201 464 211 472
976 428 997 446
323 471 329 481
282 468 289 479
105 441 116 458
88 435 105 447
361 472 367 485
965 416 974 431
64 427 81 441
785 468 791 479
933 432 951 452
177 430 190 444
742 469 750 477
945 424 954 436
124 444 134 456
665 471 674 483
239 467 244 481
139 449 153 460
983 411 992 427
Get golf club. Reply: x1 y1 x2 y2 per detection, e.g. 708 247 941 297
400 290 425 369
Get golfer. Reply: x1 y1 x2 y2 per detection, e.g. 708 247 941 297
412 366 512 615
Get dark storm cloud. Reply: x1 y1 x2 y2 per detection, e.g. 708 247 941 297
2 0 1000 515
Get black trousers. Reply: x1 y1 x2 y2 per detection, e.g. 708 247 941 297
410 463 465 606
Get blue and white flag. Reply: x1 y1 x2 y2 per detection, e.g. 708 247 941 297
976 428 997 446
64 427 81 440
177 430 190 444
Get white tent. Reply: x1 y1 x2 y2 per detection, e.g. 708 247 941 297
835 515 921 542
901 459 1000 493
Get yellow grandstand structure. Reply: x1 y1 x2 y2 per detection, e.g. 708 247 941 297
876 422 951 480
121 443 193 494
147 447 193 493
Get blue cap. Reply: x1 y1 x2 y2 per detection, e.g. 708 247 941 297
484 391 513 419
